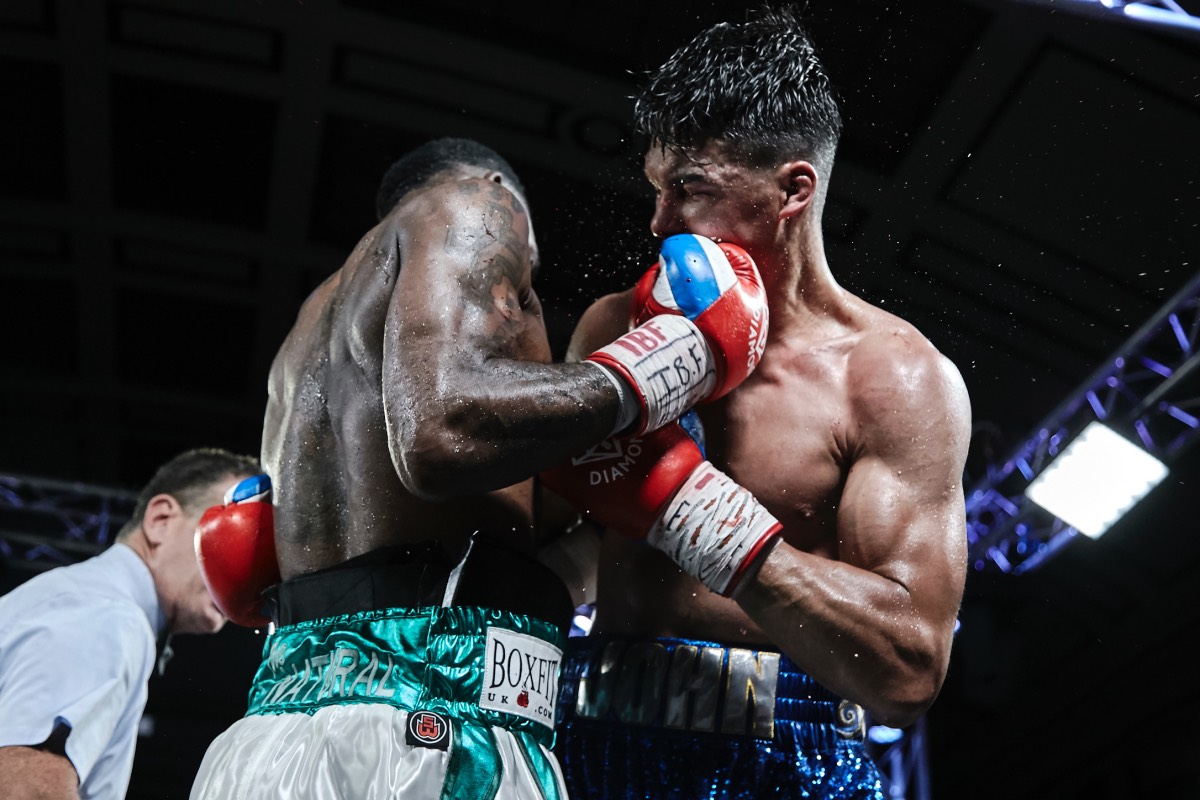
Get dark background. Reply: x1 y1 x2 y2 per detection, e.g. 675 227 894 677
1 0 1198 797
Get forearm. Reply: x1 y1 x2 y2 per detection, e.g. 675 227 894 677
394 359 619 499
735 543 952 726
0 747 80 799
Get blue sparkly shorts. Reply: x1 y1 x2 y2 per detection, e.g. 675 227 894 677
554 637 884 800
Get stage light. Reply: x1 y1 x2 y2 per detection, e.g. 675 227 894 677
570 603 596 637
1122 2 1200 33
868 725 905 745
1024 422 1169 538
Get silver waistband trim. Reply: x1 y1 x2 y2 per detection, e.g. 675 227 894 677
571 640 781 739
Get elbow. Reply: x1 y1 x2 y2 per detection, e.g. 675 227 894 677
396 457 456 502
869 631 951 728
870 687 939 729
392 394 512 499
392 422 474 501
869 671 943 728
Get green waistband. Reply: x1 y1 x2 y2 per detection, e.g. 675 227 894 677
246 606 566 747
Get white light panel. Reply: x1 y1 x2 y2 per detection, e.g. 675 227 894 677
1024 422 1169 538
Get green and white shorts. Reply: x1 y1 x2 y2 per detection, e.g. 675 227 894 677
190 606 567 800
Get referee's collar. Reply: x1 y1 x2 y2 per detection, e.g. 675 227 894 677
107 542 168 638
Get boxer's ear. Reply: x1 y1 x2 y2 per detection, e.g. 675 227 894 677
778 161 817 220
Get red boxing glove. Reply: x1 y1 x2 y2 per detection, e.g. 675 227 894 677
194 474 281 628
541 413 781 597
632 234 769 400
586 234 769 435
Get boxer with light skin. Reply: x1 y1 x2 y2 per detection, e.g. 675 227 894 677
547 7 972 799
189 138 772 800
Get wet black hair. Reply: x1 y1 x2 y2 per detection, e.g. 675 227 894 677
374 137 527 220
634 5 842 172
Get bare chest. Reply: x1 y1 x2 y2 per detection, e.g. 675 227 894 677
697 369 852 555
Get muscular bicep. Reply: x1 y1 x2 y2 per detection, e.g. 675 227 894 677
837 346 971 618
839 454 966 604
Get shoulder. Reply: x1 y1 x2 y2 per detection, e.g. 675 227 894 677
848 318 953 388
846 317 971 448
385 178 534 287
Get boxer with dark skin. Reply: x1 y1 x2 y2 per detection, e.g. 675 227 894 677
194 140 619 799
551 9 971 799
263 148 610 577
260 141 760 579
191 138 771 799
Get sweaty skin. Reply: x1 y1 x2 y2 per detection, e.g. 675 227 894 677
263 171 617 579
567 140 972 727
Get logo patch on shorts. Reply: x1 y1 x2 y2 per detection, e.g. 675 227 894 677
406 710 451 750
479 627 562 730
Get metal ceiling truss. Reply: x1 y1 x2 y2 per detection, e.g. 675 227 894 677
0 473 136 574
966 270 1200 574
870 717 932 800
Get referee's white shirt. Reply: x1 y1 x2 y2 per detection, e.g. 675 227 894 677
0 543 165 799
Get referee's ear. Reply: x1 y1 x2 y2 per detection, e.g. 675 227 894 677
141 493 181 548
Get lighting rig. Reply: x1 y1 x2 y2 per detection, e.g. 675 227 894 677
966 271 1200 574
